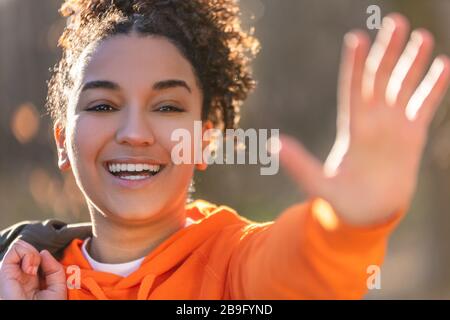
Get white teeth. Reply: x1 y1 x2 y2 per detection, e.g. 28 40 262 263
150 165 160 172
120 175 148 181
107 163 162 174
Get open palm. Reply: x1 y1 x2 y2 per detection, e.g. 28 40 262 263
280 14 450 226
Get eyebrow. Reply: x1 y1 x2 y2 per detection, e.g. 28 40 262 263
80 79 192 93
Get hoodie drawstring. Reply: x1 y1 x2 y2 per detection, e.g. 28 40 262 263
137 274 156 300
80 274 157 300
83 277 109 300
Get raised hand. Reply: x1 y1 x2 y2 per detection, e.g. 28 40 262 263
0 239 67 300
280 13 450 226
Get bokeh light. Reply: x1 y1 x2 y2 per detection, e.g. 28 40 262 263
10 102 40 144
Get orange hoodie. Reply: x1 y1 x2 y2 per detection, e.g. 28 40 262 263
59 198 403 300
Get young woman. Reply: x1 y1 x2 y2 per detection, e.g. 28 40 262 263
0 0 448 299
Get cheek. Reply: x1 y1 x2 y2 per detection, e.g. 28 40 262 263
149 116 202 160
67 116 110 171
148 119 198 189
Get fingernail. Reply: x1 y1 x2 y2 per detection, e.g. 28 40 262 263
437 55 449 66
345 33 359 49
431 57 446 75
382 16 396 33
410 30 424 45
266 136 282 155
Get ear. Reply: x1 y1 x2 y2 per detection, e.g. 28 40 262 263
195 120 214 171
54 121 71 172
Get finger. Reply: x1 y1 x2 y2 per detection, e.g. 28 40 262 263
279 134 325 196
337 30 370 132
39 250 66 288
386 29 434 108
407 55 450 125
17 241 41 276
363 13 410 104
3 240 41 276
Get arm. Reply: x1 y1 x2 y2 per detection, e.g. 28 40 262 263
228 199 402 299
228 13 449 299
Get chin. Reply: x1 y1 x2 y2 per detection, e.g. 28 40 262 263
107 211 159 224
106 202 165 223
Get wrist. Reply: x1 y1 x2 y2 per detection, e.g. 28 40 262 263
311 197 406 232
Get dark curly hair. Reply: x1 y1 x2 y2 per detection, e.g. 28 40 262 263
46 0 260 132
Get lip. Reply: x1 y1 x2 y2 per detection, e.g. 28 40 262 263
102 157 167 190
107 173 157 190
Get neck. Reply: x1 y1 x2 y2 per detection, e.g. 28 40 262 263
86 203 187 264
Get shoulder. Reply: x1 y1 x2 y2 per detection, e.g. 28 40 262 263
187 199 272 233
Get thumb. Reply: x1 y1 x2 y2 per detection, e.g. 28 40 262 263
279 134 326 197
39 250 66 289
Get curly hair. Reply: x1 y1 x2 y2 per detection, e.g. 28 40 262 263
46 0 260 131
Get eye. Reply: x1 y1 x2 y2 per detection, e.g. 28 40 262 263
156 105 184 113
86 104 117 112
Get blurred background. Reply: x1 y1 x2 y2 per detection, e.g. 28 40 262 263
1 0 450 299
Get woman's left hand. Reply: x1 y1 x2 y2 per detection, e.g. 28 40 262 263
279 13 450 226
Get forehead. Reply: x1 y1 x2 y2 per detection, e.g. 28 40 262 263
76 34 198 89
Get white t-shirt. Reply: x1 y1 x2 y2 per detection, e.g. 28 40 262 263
81 217 194 277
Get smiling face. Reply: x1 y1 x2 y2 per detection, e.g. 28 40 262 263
54 34 209 223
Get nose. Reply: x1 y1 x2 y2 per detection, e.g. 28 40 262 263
115 106 155 147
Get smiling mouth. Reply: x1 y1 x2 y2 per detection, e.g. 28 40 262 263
105 162 165 181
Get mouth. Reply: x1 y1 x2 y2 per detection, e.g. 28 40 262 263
105 162 164 180
102 160 167 189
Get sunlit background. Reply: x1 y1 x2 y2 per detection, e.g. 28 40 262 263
1 0 450 299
